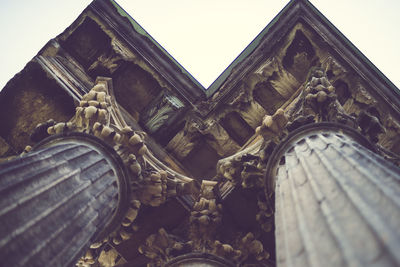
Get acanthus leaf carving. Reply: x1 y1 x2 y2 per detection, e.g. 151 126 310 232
136 170 168 207
168 116 241 159
142 93 185 134
237 232 270 264
321 56 347 81
166 116 205 160
284 67 400 166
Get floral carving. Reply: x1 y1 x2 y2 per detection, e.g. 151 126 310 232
287 67 357 130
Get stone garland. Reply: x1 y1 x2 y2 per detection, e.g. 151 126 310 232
28 78 195 266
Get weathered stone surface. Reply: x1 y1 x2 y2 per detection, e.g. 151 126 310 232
267 123 400 267
0 62 75 153
0 133 128 267
1 0 400 266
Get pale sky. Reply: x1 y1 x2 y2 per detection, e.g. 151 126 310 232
0 0 399 90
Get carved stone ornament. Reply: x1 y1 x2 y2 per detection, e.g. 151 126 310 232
139 180 272 266
246 67 400 168
7 62 400 266
141 93 185 134
29 77 197 265
216 144 265 189
287 67 356 128
189 181 223 250
3 0 400 265
256 108 288 143
206 66 400 267
164 252 236 267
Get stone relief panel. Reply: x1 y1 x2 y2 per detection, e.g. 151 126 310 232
141 93 185 134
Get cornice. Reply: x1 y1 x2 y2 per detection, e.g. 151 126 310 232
90 0 206 104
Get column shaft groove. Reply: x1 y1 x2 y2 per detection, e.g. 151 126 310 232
0 133 128 267
267 123 400 267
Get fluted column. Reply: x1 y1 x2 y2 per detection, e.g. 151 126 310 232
265 123 400 267
0 133 129 267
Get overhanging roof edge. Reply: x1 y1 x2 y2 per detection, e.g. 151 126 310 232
301 0 400 112
103 0 205 101
205 0 400 110
205 0 295 97
109 0 205 90
105 0 400 111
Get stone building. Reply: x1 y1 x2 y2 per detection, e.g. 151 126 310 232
0 0 399 266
